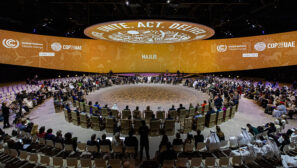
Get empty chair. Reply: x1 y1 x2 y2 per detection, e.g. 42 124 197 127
39 138 46 145
101 108 108 118
164 120 175 136
9 149 18 157
77 143 86 152
189 108 195 117
28 153 38 164
91 116 100 131
191 157 202 167
79 102 85 112
120 119 131 135
71 111 80 125
205 157 216 167
53 157 63 167
94 159 106 168
163 160 175 168
106 118 115 133
196 142 206 152
230 107 236 118
39 155 50 166
219 140 229 151
80 113 89 128
133 119 142 135
19 151 28 161
183 118 193 133
184 143 194 152
81 158 92 168
67 157 78 167
224 108 231 121
109 159 121 168
64 109 71 122
232 156 242 166
196 115 205 131
219 157 230 167
150 120 161 136
85 104 90 113
176 158 188 168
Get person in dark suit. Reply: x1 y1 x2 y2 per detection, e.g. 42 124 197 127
99 134 111 150
139 120 150 160
172 133 183 146
1 103 10 128
169 105 176 111
87 134 100 151
44 129 56 141
194 129 204 148
124 130 138 157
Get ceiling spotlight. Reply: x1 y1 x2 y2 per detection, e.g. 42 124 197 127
166 0 171 4
125 0 129 6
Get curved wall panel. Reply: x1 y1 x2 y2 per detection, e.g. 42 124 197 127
0 29 296 73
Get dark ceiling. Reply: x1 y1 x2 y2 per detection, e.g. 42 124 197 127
1 0 297 39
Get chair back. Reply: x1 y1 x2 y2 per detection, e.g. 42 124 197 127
205 157 216 167
168 110 177 120
100 145 110 153
87 145 98 153
94 159 106 168
55 142 63 149
122 109 131 119
101 108 108 117
40 155 50 166
184 143 194 152
156 111 165 120
191 158 202 167
81 158 92 168
77 143 86 152
67 157 78 167
65 144 74 152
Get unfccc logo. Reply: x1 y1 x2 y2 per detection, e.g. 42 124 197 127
2 39 19 48
51 42 62 51
217 44 227 52
254 42 266 51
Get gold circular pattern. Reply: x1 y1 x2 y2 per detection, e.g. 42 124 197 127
84 20 215 44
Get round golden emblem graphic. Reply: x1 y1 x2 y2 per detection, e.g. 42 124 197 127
84 20 215 44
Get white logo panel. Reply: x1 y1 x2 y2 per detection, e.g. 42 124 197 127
2 39 19 48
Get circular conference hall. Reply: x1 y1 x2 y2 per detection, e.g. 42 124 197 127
1 1 297 168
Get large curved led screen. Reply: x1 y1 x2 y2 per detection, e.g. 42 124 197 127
0 29 296 73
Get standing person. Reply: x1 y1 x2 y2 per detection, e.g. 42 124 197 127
139 120 150 160
2 103 10 128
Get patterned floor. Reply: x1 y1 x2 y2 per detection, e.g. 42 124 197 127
2 84 297 158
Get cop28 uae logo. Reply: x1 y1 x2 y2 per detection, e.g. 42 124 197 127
84 20 215 44
216 44 227 52
51 42 62 51
2 39 19 48
254 42 266 51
